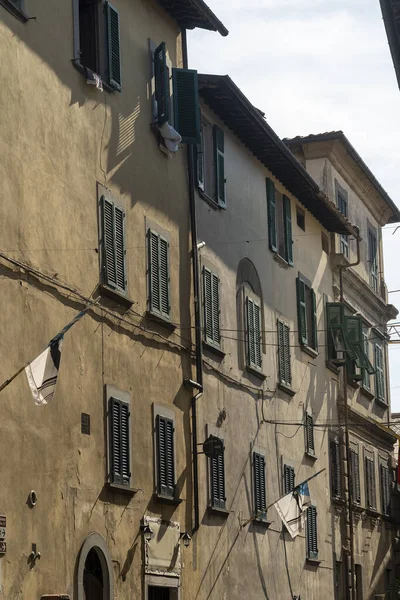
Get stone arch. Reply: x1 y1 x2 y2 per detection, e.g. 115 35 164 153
236 257 266 367
77 532 114 600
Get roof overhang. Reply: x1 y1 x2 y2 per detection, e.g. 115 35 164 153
198 74 357 236
157 0 228 36
379 0 400 89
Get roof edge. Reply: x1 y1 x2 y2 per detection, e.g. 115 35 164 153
190 0 229 36
379 0 400 89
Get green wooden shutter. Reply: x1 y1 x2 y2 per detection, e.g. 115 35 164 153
310 289 318 350
246 297 262 370
157 415 175 497
283 195 293 265
148 231 170 319
278 321 291 386
375 344 385 402
380 464 391 516
154 42 170 126
159 236 170 318
253 452 266 519
210 436 225 509
345 316 363 381
326 302 355 361
330 439 341 499
365 458 376 510
213 125 225 207
350 449 361 504
306 414 315 455
172 68 200 144
204 268 213 344
362 332 371 389
296 278 307 346
114 206 126 291
196 124 205 189
101 196 126 292
284 464 295 494
110 398 130 486
307 506 318 559
266 178 277 252
211 272 221 346
106 2 122 90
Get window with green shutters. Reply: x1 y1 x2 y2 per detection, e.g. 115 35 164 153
213 125 225 207
101 196 127 293
305 413 315 456
154 42 170 126
253 452 267 520
148 229 170 320
330 439 342 500
296 276 317 351
368 228 378 292
246 296 262 371
106 2 121 90
374 343 386 403
284 464 295 494
196 121 225 207
362 331 371 390
277 320 291 387
197 123 205 191
266 179 293 264
156 415 175 498
210 436 226 509
365 456 376 510
337 191 349 258
350 448 361 505
380 463 391 516
172 68 200 144
203 267 221 348
345 316 375 382
306 506 318 560
109 396 131 487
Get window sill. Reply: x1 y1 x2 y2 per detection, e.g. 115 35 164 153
203 340 225 358
360 387 375 402
153 493 183 506
207 505 230 517
352 503 364 514
375 396 389 408
277 382 296 397
347 377 361 390
99 284 133 308
246 366 266 381
251 517 271 529
0 0 29 22
146 311 176 331
107 483 139 496
326 360 340 375
332 496 345 506
301 345 318 359
197 188 225 210
306 557 321 566
71 60 116 93
272 253 291 269
366 508 380 518
305 450 317 461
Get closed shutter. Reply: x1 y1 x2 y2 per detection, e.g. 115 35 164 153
253 452 267 518
157 415 175 497
246 297 262 370
306 506 318 559
213 125 225 207
203 268 221 347
365 457 376 510
375 344 385 402
310 289 318 350
283 195 293 265
106 2 122 90
362 332 371 389
109 397 130 486
101 196 126 292
306 414 315 455
330 439 341 499
345 316 363 381
210 437 225 509
278 321 291 386
172 68 200 144
326 302 354 361
296 278 307 346
154 42 170 126
350 449 361 504
380 464 391 516
148 230 170 318
196 124 205 189
284 464 295 494
266 178 277 252
368 230 378 291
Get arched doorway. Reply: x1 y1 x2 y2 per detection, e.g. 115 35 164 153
77 533 114 600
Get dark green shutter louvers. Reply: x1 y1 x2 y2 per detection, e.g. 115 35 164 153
296 278 307 346
172 68 200 144
307 506 318 559
203 267 220 347
106 2 122 90
157 415 175 497
253 452 267 519
210 436 225 509
278 321 291 386
326 302 355 362
330 439 341 499
213 125 225 207
266 178 277 252
110 397 130 486
196 124 205 189
310 289 318 350
350 449 361 504
148 230 170 319
345 316 375 376
284 464 295 494
101 196 126 292
380 464 391 516
306 414 315 455
375 344 386 402
365 457 376 510
283 195 293 265
154 42 169 126
246 297 262 370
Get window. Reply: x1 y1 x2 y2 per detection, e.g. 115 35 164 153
365 455 376 510
380 463 391 516
336 185 349 258
330 439 342 499
305 413 315 456
296 207 305 231
350 447 361 505
345 316 375 382
246 296 262 371
321 231 330 254
253 452 267 520
155 414 175 498
266 178 293 264
148 229 170 320
106 385 131 488
374 342 386 403
210 436 226 509
277 320 291 387
100 195 127 294
296 276 317 351
368 227 378 292
196 122 225 206
203 267 221 348
74 0 122 91
283 464 295 494
306 506 318 560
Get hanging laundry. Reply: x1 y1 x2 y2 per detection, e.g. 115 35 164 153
274 482 311 538
159 122 182 153
85 67 103 92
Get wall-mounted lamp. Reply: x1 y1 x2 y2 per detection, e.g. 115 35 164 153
180 532 191 548
140 524 154 542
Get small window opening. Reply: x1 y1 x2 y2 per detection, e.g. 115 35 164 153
296 207 305 231
321 231 329 254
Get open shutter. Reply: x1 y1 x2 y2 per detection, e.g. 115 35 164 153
246 298 262 370
172 68 200 144
253 453 266 518
109 398 130 486
154 42 170 126
278 321 291 386
380 464 391 516
375 344 386 402
157 415 175 497
296 278 307 346
253 302 262 369
213 125 225 207
307 506 318 559
283 195 293 265
310 289 318 350
196 124 205 189
306 414 315 455
284 464 295 494
210 437 225 509
365 458 376 510
326 302 355 362
159 236 170 318
106 2 122 90
345 316 363 381
101 197 126 292
204 268 213 343
330 439 341 498
114 206 126 291
211 272 221 346
350 449 361 504
266 178 277 252
149 230 160 314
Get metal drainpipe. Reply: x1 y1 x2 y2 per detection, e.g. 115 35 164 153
181 28 203 535
339 230 361 600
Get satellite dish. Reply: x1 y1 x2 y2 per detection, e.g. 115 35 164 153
203 435 224 459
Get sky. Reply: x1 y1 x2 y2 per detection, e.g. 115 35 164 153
188 0 400 411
